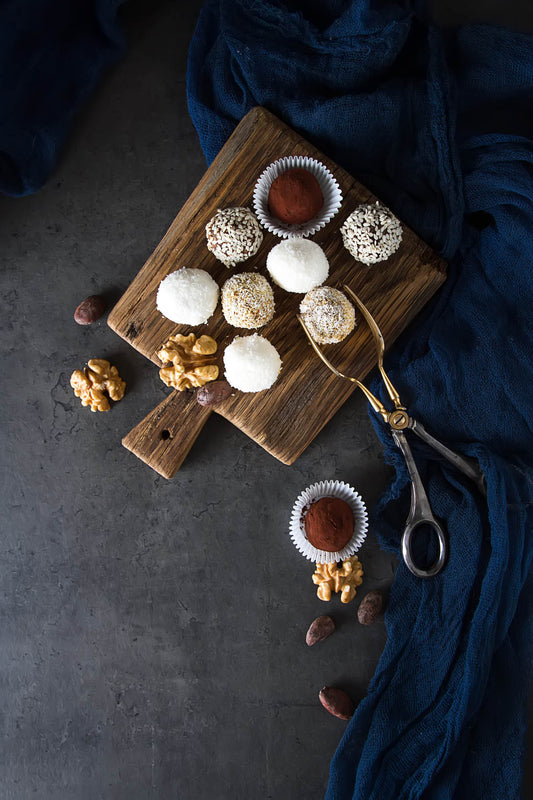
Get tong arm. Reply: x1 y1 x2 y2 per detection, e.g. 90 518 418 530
409 419 487 498
297 313 391 419
343 285 404 412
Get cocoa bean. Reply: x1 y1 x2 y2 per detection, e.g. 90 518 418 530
74 295 107 325
357 590 384 625
305 615 335 646
196 380 232 407
319 686 355 720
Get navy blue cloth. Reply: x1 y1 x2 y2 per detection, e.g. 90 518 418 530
0 0 125 196
187 3 533 799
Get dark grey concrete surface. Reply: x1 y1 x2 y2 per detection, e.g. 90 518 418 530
0 3 394 798
1 2 531 799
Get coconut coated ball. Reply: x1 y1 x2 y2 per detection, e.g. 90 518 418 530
223 334 282 392
156 268 219 325
266 238 329 293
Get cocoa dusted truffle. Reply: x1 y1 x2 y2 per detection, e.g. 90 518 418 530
304 497 354 552
268 168 324 225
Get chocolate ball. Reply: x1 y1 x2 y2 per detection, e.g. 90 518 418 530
304 496 354 552
268 168 324 225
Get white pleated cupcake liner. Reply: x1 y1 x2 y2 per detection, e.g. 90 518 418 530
289 480 368 564
253 156 343 239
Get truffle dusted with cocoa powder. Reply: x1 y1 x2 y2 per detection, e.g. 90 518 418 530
304 496 354 552
268 168 324 225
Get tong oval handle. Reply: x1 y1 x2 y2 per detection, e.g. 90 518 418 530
401 517 447 578
393 430 448 578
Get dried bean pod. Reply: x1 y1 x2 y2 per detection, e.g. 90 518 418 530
306 615 335 646
319 686 355 720
357 590 384 625
74 295 107 325
196 380 232 407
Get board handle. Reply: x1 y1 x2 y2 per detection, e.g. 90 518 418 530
122 390 212 479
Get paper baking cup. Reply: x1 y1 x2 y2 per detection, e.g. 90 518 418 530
253 156 343 239
289 480 368 563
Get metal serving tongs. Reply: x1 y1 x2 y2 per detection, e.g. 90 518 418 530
297 285 487 579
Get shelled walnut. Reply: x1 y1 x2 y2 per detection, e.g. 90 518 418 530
156 333 219 391
70 359 126 412
312 556 363 603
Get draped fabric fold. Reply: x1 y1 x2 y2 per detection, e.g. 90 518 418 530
187 3 533 798
0 0 125 196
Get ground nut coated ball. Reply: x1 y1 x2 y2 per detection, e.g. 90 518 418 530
299 286 355 344
221 273 275 329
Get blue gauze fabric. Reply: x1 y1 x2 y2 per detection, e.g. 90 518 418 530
0 0 125 197
187 2 533 798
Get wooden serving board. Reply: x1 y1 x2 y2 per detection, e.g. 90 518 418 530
108 107 446 479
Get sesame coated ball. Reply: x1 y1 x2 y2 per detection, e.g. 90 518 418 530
341 201 402 265
206 207 263 267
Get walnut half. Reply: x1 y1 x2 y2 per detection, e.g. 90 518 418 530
156 333 219 391
70 359 126 412
312 556 364 603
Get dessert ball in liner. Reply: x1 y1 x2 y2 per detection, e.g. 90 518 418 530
289 480 368 564
268 167 323 225
253 156 342 238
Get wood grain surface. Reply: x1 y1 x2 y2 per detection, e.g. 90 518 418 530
108 107 446 478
